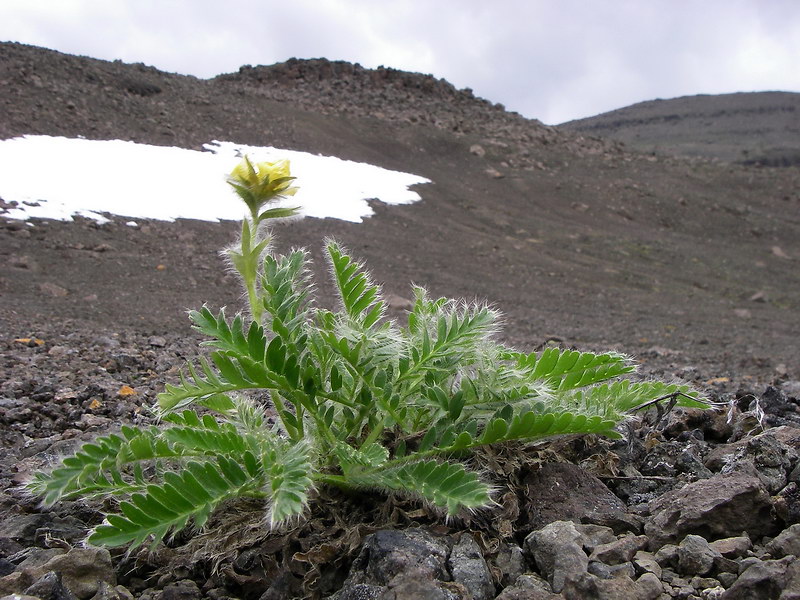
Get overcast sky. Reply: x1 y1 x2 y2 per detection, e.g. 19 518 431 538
2 0 799 124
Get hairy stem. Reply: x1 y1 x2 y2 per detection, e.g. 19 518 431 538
361 415 388 449
241 218 264 323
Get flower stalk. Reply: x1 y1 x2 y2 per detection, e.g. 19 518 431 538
225 156 300 322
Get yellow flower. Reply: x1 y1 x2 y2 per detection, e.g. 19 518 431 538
227 156 299 218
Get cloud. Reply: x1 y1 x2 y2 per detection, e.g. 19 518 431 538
1 0 798 124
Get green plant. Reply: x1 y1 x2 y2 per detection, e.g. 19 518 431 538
30 157 707 549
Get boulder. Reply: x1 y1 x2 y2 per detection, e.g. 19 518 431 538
344 529 449 587
24 570 78 600
0 548 113 600
521 462 636 534
709 535 752 559
524 520 589 593
494 543 526 586
447 534 494 600
766 523 800 558
589 534 648 565
721 556 797 599
635 572 663 600
645 473 777 549
676 535 721 576
332 529 457 599
38 549 115 599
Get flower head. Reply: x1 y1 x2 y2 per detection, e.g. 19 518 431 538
227 156 299 219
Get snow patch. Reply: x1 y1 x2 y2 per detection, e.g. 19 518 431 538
0 136 430 223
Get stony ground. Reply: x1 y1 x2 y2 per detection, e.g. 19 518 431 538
1 42 800 599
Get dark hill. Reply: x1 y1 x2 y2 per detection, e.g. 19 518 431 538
1 41 799 379
559 91 800 166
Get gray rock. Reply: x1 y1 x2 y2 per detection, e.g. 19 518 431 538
714 556 741 575
674 583 698 598
721 555 796 599
157 580 200 600
738 556 764 575
39 548 115 599
0 570 30 594
709 536 752 559
484 167 504 179
32 517 87 547
691 576 722 590
660 567 684 585
469 144 486 157
379 572 463 600
645 473 777 549
702 586 727 600
662 406 731 442
561 572 640 600
344 529 449 587
633 550 663 579
781 558 800 599
654 544 679 568
609 562 636 578
635 572 663 600
766 523 800 558
641 440 712 480
677 535 722 576
587 561 612 579
494 543 526 586
494 574 559 600
329 583 384 600
573 524 616 553
447 534 494 600
757 387 800 428
733 432 795 493
524 520 589 593
589 534 648 565
789 463 800 484
385 294 413 311
0 560 13 578
0 550 68 598
90 582 134 600
0 514 52 546
706 427 800 470
782 381 800 399
775 482 800 525
717 572 738 588
25 570 78 600
13 549 67 571
147 336 167 347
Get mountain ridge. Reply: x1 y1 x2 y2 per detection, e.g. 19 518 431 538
560 90 800 166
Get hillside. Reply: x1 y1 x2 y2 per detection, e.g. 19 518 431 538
560 91 800 166
2 42 798 375
2 41 800 600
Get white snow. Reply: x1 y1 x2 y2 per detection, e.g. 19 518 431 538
0 136 430 224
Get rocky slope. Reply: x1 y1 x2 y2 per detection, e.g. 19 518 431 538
2 42 800 599
560 91 800 166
